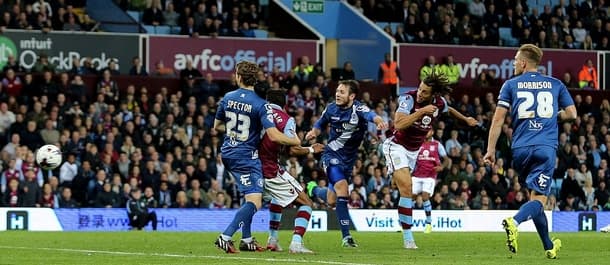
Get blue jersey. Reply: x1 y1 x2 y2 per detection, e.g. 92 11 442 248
216 88 275 160
498 71 574 149
314 100 377 167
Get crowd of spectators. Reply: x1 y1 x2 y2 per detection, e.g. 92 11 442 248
0 0 95 32
351 0 610 50
0 51 608 213
120 0 264 38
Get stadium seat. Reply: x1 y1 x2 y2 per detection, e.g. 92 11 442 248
143 25 171 35
526 0 538 11
499 27 519 47
170 26 181 35
127 11 141 22
253 29 269 38
156 26 171 35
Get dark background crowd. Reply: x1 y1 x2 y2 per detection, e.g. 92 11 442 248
0 0 608 213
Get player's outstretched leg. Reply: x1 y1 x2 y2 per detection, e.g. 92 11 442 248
267 199 283 251
289 205 314 253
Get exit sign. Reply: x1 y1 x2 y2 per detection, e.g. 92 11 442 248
293 0 324 13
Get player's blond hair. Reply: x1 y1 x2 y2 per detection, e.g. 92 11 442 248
518 44 543 65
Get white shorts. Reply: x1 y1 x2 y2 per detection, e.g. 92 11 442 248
412 177 436 195
263 170 303 207
382 138 419 174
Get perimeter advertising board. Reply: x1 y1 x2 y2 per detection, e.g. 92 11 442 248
148 36 318 79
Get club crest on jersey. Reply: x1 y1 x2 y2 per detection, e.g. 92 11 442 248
430 145 435 151
393 157 401 165
422 116 432 126
350 112 358 124
399 101 407 109
330 158 340 165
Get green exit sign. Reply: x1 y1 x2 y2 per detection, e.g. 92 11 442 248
293 0 324 13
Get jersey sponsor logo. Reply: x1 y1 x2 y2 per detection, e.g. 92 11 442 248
330 158 340 165
528 120 544 131
537 173 550 189
342 122 357 131
331 116 340 121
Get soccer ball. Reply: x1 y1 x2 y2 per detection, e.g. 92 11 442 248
36 144 63 170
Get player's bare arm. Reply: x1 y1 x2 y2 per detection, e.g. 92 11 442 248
213 119 226 133
483 106 508 165
289 143 325 156
394 104 437 130
266 127 301 146
448 107 478 126
305 128 321 141
373 116 388 130
558 105 577 122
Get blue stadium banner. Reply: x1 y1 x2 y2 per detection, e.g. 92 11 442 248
553 211 610 232
0 30 140 74
54 209 270 231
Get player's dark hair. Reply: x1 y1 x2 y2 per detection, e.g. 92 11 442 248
518 44 543 65
339 80 359 95
423 69 453 95
266 89 286 106
236 61 259 87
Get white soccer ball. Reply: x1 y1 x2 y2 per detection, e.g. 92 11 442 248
36 144 63 170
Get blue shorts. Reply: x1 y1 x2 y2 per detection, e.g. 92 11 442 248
322 157 353 185
222 157 264 195
512 145 555 196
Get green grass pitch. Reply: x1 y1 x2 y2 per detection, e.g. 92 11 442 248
0 231 608 264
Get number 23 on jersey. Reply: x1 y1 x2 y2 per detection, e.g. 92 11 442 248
226 111 251 141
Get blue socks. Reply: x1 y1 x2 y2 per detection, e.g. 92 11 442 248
423 200 432 224
398 197 414 241
514 200 553 250
223 201 257 239
514 200 541 223
336 196 351 239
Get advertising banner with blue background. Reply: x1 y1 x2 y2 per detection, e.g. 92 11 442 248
55 209 270 231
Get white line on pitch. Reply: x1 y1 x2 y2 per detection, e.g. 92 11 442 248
0 245 378 265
